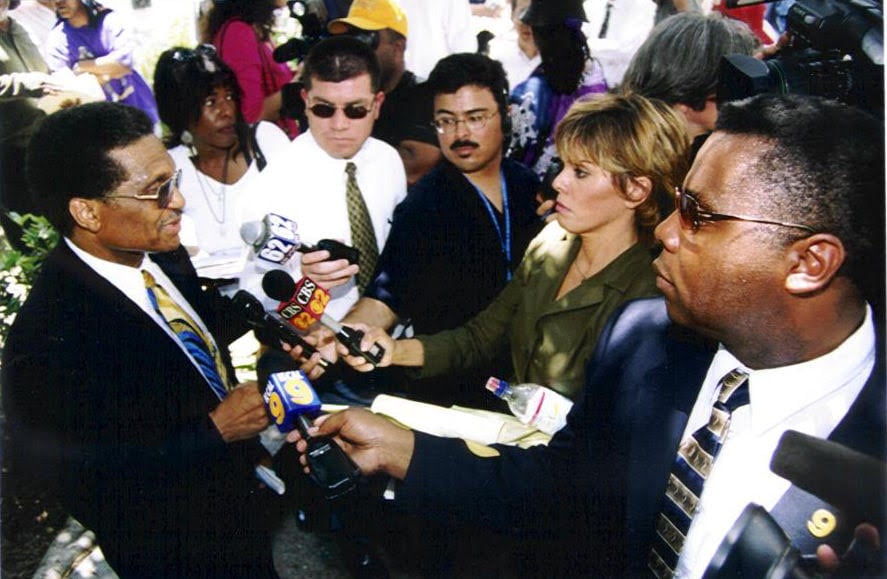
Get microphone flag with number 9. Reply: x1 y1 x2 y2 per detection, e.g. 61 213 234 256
262 370 322 432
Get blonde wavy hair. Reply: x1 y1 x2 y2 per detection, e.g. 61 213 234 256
554 92 691 246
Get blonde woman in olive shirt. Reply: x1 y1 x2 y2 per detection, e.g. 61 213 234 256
342 93 691 401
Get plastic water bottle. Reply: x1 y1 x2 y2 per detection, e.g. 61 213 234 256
485 377 573 435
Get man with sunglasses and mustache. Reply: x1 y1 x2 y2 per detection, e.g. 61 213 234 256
246 35 406 322
288 93 885 577
2 102 282 577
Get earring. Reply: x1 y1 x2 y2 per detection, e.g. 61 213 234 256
181 129 198 156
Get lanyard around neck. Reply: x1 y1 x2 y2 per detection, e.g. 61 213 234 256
471 168 512 281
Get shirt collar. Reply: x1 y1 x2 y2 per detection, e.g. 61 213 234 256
716 305 875 434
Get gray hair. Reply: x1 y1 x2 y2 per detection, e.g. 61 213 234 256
622 13 758 110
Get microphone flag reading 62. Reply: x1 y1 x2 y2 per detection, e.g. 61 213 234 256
240 213 300 266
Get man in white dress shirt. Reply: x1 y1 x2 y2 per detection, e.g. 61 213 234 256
246 35 407 321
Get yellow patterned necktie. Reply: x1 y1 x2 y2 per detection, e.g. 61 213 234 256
142 270 231 398
345 161 378 291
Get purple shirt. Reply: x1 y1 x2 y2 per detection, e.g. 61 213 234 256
45 10 158 123
508 59 607 178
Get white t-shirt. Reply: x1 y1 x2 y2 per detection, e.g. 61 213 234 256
174 121 292 260
242 130 407 320
399 0 476 79
583 0 657 88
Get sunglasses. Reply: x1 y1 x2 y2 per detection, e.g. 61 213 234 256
171 44 216 61
308 101 375 119
104 169 182 209
675 187 815 233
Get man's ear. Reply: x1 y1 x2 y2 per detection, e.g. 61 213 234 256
68 198 102 233
623 176 652 209
784 234 846 294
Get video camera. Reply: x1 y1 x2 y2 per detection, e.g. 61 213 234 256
273 0 329 64
717 0 883 116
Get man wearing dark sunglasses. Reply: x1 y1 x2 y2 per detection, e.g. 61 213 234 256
244 35 407 322
288 93 885 577
327 0 430 151
3 102 282 577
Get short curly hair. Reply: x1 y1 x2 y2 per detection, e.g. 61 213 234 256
26 102 155 235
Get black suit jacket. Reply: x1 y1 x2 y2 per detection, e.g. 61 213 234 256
395 297 886 576
2 242 277 578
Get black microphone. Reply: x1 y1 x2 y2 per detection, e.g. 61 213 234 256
230 289 330 368
704 431 886 578
261 270 384 365
769 429 886 524
262 370 360 499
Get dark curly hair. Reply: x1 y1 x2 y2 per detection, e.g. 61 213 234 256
153 45 245 148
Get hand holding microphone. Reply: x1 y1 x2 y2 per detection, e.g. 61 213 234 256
262 370 360 499
241 214 359 266
262 270 385 366
230 289 331 369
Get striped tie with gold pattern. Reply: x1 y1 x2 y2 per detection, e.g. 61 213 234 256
648 369 750 578
142 270 231 399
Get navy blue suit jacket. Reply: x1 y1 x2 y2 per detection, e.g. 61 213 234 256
2 242 277 577
396 297 886 576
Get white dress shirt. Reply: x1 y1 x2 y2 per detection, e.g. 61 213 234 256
242 130 407 320
583 0 656 87
675 306 876 578
399 0 476 79
65 238 224 395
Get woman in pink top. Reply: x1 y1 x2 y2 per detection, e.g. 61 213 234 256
206 0 298 139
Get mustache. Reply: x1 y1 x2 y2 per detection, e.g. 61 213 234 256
450 140 479 150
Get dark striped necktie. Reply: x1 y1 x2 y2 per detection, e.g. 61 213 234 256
648 369 750 578
142 270 231 399
345 161 378 292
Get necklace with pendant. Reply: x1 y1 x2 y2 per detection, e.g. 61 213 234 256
194 150 231 237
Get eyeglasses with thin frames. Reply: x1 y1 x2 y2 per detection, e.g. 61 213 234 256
308 101 375 119
432 110 499 135
675 187 815 233
104 169 182 209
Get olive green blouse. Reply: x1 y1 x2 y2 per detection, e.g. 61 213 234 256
416 222 660 400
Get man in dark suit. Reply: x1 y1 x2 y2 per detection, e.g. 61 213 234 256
2 102 280 577
289 93 885 576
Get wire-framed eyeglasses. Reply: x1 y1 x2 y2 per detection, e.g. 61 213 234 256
104 169 182 209
432 110 499 134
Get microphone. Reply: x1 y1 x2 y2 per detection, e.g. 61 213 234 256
241 215 361 266
240 213 300 267
769 429 886 524
704 431 886 578
261 270 385 365
262 370 360 499
230 289 330 368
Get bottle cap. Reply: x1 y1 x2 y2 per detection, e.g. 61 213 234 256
485 376 509 398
